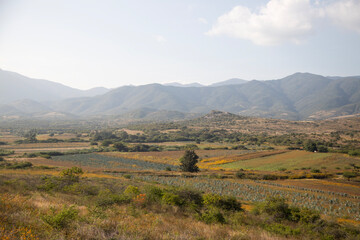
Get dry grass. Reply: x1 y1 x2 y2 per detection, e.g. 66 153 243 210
200 150 288 169
217 151 339 171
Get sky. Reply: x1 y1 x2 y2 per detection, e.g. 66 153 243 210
0 0 360 90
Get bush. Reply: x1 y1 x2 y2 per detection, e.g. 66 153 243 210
0 149 14 156
60 167 83 183
162 192 184 206
343 171 357 181
113 142 128 152
145 186 164 203
262 174 278 180
96 189 130 208
235 171 245 179
294 208 320 224
231 145 248 150
264 223 300 236
26 153 37 158
39 151 63 156
203 193 241 211
42 205 79 229
254 197 291 221
199 209 225 224
177 189 203 208
317 145 328 153
7 161 33 169
348 150 360 156
124 185 140 197
101 140 113 147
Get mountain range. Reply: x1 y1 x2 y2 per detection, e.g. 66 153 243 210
1 68 360 120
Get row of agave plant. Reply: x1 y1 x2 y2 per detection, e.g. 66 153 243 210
52 153 178 171
133 175 360 221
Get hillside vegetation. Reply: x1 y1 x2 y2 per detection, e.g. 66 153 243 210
1 70 360 120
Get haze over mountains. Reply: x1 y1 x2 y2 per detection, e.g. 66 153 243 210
1 69 360 120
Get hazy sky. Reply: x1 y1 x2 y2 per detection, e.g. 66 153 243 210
1 0 360 90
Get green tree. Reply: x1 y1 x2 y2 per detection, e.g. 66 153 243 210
304 140 317 152
179 149 199 172
113 142 128 152
343 171 357 181
24 129 38 143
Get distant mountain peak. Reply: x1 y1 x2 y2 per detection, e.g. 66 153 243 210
210 78 247 87
163 82 204 87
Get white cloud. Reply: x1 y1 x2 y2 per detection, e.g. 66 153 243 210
198 17 208 24
326 0 360 33
207 0 321 46
154 35 167 43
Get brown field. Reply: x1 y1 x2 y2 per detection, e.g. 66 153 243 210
217 150 360 171
200 150 288 168
1 142 91 154
100 149 255 166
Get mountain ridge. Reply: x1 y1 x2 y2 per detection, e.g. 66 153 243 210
1 69 360 120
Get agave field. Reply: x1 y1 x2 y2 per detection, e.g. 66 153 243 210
51 153 178 171
133 175 360 221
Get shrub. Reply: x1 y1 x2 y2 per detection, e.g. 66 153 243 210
218 196 242 211
199 209 225 224
177 189 203 207
42 205 79 229
203 193 241 211
290 207 321 224
262 174 278 180
231 145 248 150
124 185 140 197
113 142 128 152
0 149 14 156
145 186 164 203
235 171 245 179
162 192 184 206
264 223 300 236
348 150 360 156
101 140 113 147
123 174 131 179
7 161 33 169
26 153 37 158
254 197 291 221
39 151 63 156
96 190 130 208
317 145 328 152
343 171 357 181
60 167 83 183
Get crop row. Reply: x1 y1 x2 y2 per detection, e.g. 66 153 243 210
52 153 178 171
134 175 360 221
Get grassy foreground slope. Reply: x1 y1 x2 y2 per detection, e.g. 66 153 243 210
1 167 360 240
